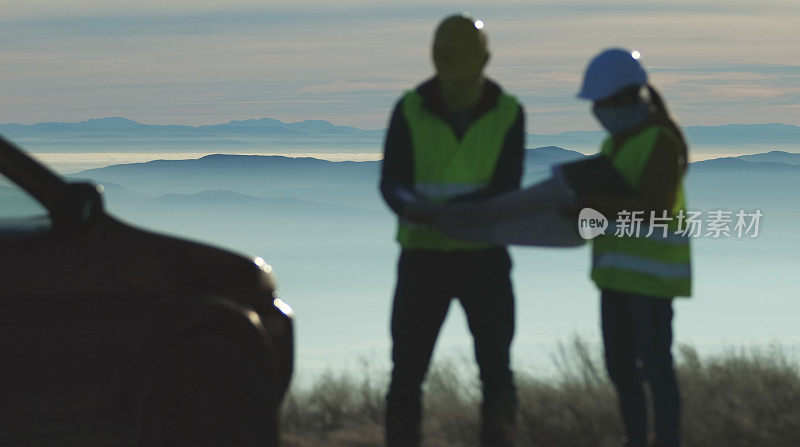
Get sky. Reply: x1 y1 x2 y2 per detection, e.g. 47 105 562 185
1 0 799 133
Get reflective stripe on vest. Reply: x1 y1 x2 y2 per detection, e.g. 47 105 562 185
593 253 691 278
396 89 519 250
591 125 692 297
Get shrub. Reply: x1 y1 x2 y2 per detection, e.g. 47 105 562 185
281 339 800 447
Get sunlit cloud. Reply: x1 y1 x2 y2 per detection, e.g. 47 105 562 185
299 81 412 94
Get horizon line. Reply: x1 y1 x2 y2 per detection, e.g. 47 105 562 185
3 116 800 137
30 147 799 177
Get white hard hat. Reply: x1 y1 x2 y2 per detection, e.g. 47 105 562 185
577 48 648 101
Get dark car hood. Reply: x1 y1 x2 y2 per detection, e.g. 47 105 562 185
100 214 277 300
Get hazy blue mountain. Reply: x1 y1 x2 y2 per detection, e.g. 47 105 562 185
0 117 383 139
66 146 587 211
201 118 375 136
96 181 152 206
0 117 384 153
4 117 799 155
528 130 603 151
529 123 800 154
737 150 800 166
63 147 800 224
525 146 587 164
71 147 799 199
0 117 147 134
691 157 800 170
70 154 382 209
0 115 430 151
71 147 582 202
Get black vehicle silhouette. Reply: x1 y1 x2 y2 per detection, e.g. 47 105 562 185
0 136 293 447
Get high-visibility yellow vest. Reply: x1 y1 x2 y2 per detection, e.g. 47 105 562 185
396 89 520 250
591 125 692 297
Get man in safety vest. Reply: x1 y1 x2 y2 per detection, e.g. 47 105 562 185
578 48 691 447
379 14 525 447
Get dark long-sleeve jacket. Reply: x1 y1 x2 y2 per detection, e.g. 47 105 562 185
583 111 688 218
380 76 525 218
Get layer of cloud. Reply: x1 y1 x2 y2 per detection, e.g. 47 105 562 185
0 0 798 132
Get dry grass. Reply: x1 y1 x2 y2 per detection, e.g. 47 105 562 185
281 339 800 447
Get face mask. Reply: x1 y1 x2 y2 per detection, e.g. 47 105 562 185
592 100 653 135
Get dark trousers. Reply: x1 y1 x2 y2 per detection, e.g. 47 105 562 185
601 289 681 447
386 248 516 447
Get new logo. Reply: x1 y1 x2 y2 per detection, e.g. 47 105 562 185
578 208 608 240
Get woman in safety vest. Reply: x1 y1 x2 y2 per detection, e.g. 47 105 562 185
575 48 690 447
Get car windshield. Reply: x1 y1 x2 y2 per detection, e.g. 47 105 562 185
0 173 51 235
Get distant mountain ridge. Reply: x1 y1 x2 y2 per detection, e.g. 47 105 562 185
691 151 800 169
525 147 800 170
73 146 800 173
0 116 384 139
529 123 800 148
69 147 800 204
736 150 800 165
525 146 586 164
62 146 799 222
3 117 799 155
